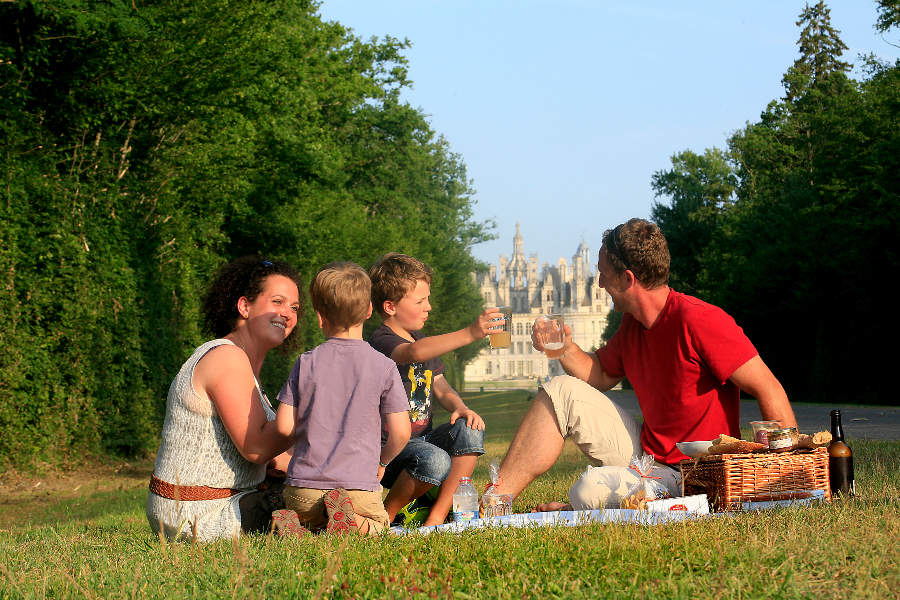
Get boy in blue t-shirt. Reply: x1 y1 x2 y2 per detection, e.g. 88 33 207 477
368 253 502 526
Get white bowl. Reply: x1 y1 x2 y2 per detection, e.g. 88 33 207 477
676 440 715 458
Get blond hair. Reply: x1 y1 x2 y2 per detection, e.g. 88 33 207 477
309 262 371 329
368 253 433 316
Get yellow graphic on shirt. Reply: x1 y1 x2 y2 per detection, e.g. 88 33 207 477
406 364 433 424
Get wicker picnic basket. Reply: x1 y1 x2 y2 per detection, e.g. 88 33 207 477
679 447 831 511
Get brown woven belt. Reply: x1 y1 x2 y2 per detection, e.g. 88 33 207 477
149 473 243 501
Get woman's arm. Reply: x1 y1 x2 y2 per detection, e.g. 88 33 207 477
268 448 293 477
195 345 293 464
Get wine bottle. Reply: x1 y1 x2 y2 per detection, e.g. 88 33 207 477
828 409 855 498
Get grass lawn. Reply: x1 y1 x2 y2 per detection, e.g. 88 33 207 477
1 390 898 599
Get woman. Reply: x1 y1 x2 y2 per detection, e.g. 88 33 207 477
147 256 302 542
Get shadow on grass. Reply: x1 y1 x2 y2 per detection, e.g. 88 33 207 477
1 486 149 530
0 462 153 530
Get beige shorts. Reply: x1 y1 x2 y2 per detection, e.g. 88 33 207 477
542 375 642 467
283 486 389 535
541 375 682 509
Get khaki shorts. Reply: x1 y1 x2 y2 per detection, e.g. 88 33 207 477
542 375 643 467
541 375 682 509
283 486 389 535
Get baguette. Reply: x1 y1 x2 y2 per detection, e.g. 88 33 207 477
707 440 766 454
711 434 742 446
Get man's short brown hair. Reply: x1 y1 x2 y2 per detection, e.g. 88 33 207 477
601 218 670 289
309 262 371 329
368 253 433 316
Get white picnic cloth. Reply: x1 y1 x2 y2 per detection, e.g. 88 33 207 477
390 489 826 535
390 508 715 535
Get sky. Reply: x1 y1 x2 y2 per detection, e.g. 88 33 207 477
316 1 898 269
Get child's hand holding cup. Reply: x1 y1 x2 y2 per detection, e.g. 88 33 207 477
488 307 512 349
533 315 565 358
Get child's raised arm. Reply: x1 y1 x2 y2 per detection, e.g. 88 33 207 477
389 307 503 365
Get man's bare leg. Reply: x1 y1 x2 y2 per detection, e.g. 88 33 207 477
422 453 478 526
492 390 565 498
383 470 432 522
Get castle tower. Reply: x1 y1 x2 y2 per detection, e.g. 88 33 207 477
464 226 612 385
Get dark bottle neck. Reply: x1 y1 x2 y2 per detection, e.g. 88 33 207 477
830 409 845 442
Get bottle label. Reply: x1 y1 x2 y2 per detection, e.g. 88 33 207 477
452 510 478 522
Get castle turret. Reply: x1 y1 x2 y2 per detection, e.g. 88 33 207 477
465 226 612 385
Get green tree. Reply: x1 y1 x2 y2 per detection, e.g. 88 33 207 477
875 0 900 33
1 0 492 469
601 310 622 345
702 2 898 404
650 148 736 296
641 2 899 405
1 1 161 461
783 1 851 103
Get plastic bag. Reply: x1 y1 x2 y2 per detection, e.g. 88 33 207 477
620 455 672 510
568 464 637 509
479 459 513 517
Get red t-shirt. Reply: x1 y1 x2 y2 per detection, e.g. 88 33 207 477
595 290 757 465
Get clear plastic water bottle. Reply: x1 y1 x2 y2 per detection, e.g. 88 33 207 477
452 477 479 522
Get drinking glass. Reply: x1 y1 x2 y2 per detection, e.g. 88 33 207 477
750 420 781 447
534 314 565 358
489 307 512 349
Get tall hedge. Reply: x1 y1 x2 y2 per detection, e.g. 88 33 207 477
1 0 492 470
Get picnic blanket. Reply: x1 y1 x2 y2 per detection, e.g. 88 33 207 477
390 490 826 535
390 508 714 535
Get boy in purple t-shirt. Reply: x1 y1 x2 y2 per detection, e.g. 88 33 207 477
275 262 411 535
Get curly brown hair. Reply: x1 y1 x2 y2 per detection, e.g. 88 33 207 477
202 256 304 353
369 253 433 316
601 219 669 289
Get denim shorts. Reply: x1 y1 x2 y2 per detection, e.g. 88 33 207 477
382 419 485 488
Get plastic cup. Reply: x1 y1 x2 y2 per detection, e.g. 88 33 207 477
489 307 511 349
534 314 565 358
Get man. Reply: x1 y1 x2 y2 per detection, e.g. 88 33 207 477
491 218 797 509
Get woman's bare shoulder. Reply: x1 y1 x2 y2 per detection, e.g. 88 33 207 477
193 343 251 389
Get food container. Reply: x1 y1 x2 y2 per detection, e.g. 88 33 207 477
767 427 799 451
646 494 709 514
676 440 715 458
679 447 831 511
750 420 781 446
480 492 513 517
